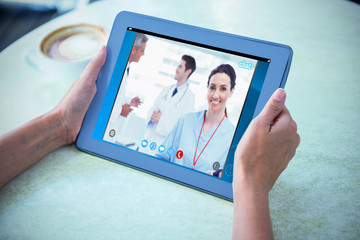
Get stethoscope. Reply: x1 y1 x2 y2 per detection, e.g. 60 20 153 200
161 83 189 108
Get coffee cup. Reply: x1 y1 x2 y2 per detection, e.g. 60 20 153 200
25 24 108 83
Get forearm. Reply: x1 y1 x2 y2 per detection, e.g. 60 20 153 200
0 110 67 188
231 89 299 239
232 179 273 240
0 46 106 189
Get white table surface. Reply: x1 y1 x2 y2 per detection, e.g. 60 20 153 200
1 0 359 239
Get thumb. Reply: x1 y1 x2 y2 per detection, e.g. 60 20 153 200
258 88 286 126
81 45 107 82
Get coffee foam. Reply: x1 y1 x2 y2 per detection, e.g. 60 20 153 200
49 32 105 61
41 24 108 62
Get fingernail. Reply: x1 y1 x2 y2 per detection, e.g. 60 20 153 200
273 88 286 102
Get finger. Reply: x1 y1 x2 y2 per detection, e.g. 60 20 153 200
273 104 298 132
258 88 286 127
283 134 300 169
81 45 107 82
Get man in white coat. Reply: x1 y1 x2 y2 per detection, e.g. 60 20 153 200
104 33 148 143
140 55 196 155
114 33 147 118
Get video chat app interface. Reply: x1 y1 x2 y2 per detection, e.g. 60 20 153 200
98 28 270 179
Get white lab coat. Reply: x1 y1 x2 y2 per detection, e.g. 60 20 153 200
103 63 130 143
140 82 195 154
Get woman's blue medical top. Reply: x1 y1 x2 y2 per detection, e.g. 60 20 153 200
156 110 235 173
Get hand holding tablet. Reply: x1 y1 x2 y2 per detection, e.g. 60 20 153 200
0 46 107 189
0 11 300 239
75 11 294 200
232 89 300 239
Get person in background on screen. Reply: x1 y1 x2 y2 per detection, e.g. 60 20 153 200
0 46 300 240
140 55 196 155
104 32 148 143
112 32 148 118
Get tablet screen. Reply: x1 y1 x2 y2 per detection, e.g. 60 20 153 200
93 28 270 182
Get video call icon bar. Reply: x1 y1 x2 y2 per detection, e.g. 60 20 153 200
141 139 181 158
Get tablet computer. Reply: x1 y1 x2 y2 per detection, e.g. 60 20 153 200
76 11 293 201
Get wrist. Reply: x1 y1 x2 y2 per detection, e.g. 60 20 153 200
46 108 70 146
232 167 273 240
233 178 269 202
233 165 269 201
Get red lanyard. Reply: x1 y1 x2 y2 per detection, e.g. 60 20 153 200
192 111 226 169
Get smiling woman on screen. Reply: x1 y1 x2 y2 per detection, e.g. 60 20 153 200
157 64 236 176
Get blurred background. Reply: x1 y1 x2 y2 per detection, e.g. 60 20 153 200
0 0 99 52
1 0 359 52
0 0 359 239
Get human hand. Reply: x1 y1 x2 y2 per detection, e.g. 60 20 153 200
206 170 214 175
206 170 223 177
121 104 133 117
51 46 107 145
233 89 300 195
130 96 142 108
0 46 106 188
150 109 162 123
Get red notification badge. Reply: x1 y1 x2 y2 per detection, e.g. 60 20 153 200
176 150 183 159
